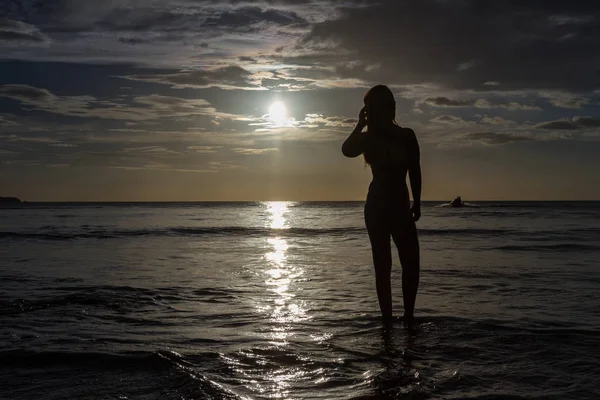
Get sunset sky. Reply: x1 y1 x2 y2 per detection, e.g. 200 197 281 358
1 1 599 201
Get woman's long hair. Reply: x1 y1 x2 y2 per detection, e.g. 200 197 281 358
363 85 397 165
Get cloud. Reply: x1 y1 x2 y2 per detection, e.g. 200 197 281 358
119 66 259 90
473 99 542 111
430 115 467 124
540 92 591 109
550 98 589 109
108 164 216 173
132 94 213 113
122 146 177 154
462 131 534 145
299 114 357 128
231 147 279 155
208 161 243 171
49 143 77 148
188 145 220 153
0 84 237 120
480 116 516 125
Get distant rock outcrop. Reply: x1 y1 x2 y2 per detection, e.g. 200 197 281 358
0 197 22 203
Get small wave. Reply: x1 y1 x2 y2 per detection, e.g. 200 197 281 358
0 284 245 316
0 226 524 241
0 349 169 368
495 243 600 252
3 225 598 242
420 228 514 236
1 285 161 315
478 202 600 209
0 226 365 240
0 349 243 400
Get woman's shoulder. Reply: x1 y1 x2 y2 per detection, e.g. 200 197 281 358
383 125 416 143
393 125 416 136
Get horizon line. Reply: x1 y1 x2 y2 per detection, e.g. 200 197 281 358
5 199 600 203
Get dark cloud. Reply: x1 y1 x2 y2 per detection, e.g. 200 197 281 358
4 0 597 96
536 120 580 130
0 84 54 101
0 18 47 42
96 9 196 33
117 35 188 45
3 3 206 34
536 117 600 130
300 0 600 91
473 99 542 111
205 6 306 27
463 132 534 145
257 70 312 90
0 115 18 126
90 6 306 35
282 66 339 81
574 116 600 127
425 97 471 107
0 29 42 42
424 96 541 111
3 2 309 36
118 37 146 45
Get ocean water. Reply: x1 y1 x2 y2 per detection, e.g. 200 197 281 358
1 201 599 400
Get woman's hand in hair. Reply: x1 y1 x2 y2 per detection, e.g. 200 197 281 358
358 107 367 128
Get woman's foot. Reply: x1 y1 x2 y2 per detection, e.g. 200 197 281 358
400 313 416 328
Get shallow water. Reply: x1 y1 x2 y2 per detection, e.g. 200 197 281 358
1 201 599 399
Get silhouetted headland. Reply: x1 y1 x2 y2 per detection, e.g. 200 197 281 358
0 197 22 203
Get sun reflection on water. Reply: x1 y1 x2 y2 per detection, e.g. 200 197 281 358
220 202 325 398
266 201 289 230
247 202 312 398
261 201 309 329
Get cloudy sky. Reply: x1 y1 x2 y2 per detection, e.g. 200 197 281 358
1 0 599 201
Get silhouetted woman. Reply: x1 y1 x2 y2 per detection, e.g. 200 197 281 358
342 85 421 323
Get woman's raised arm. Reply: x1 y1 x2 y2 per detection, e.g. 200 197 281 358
342 107 367 158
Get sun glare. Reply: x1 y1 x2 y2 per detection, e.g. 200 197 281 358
268 101 287 125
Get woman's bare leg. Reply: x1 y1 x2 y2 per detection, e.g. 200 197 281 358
392 220 420 320
371 242 393 321
365 205 393 322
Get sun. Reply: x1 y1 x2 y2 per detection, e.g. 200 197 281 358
268 101 287 125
